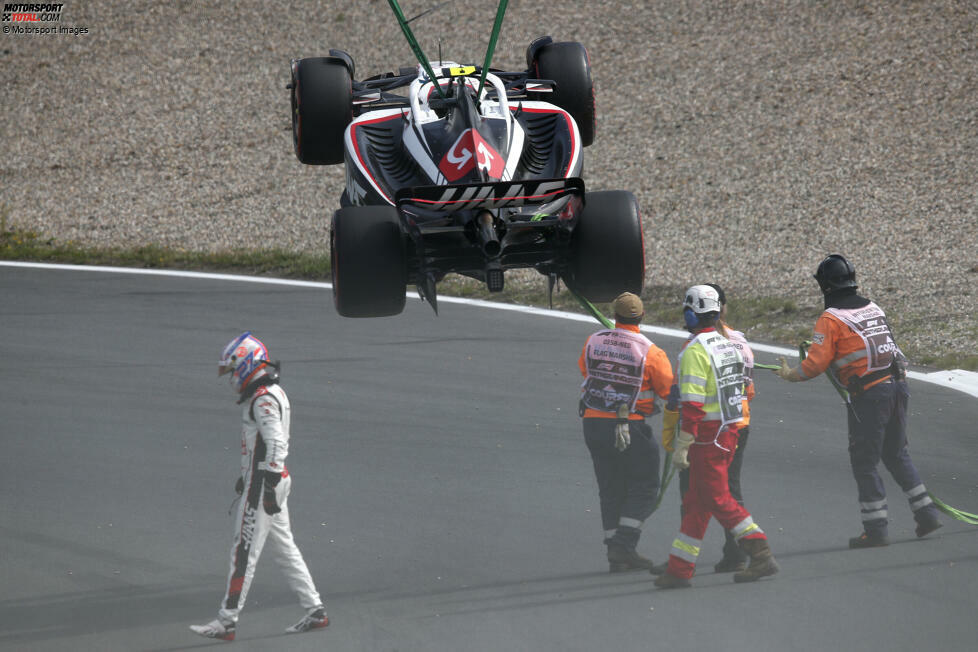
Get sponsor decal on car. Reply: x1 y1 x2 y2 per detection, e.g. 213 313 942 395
397 178 584 211
438 128 504 181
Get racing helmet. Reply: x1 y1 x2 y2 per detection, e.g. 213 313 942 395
813 254 857 294
218 331 271 394
683 285 722 330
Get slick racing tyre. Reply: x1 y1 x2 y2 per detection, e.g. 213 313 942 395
291 56 353 165
567 190 645 302
331 205 407 317
529 41 596 147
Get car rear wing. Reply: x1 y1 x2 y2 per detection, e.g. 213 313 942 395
394 178 585 213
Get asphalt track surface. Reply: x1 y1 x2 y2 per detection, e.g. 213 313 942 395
2 265 976 652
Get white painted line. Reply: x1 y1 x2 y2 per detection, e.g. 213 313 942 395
0 261 331 288
4 261 977 398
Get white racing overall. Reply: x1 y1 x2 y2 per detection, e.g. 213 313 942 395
218 383 322 624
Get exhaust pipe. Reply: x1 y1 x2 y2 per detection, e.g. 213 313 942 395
477 211 501 258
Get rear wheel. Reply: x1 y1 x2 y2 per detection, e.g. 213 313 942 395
530 41 596 147
291 57 353 165
331 205 407 317
567 190 645 302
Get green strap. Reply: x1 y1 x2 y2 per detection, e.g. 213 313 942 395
477 0 509 97
387 0 446 99
568 286 613 330
799 339 850 401
653 452 677 512
930 492 978 525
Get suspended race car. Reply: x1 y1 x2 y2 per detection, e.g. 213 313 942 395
289 0 645 317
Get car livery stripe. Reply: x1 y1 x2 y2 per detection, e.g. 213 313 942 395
346 108 409 205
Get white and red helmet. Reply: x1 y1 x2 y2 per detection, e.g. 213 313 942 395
218 331 271 394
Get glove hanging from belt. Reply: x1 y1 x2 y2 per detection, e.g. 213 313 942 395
614 403 631 452
661 408 679 452
671 431 695 470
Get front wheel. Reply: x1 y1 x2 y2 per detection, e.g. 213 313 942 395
331 205 407 317
566 190 645 303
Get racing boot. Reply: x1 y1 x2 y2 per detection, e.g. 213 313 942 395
732 538 779 583
189 618 235 641
607 542 660 573
286 606 329 634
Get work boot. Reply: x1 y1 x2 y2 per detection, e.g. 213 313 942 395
914 514 943 539
715 530 747 572
714 556 747 573
654 572 691 589
607 542 659 573
848 531 889 548
733 538 779 583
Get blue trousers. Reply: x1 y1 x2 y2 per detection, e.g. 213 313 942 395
847 380 938 535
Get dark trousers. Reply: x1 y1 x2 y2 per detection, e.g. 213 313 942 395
583 418 660 548
679 427 750 561
848 380 936 534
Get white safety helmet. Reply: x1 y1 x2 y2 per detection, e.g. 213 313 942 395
218 331 271 394
683 285 722 315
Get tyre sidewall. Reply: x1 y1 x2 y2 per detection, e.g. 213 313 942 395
331 206 407 317
293 57 353 165
569 190 645 302
531 42 596 147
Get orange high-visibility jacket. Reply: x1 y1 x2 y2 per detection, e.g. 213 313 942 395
800 311 893 392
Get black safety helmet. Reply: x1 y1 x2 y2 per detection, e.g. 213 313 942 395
814 254 857 295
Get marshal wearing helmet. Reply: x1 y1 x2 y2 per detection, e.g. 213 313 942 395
655 285 779 588
772 255 942 548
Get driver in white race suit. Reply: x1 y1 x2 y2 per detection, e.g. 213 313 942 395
189 332 328 641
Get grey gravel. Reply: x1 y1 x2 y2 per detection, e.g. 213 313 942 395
2 1 976 357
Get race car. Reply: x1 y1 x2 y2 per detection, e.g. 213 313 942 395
289 4 644 317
